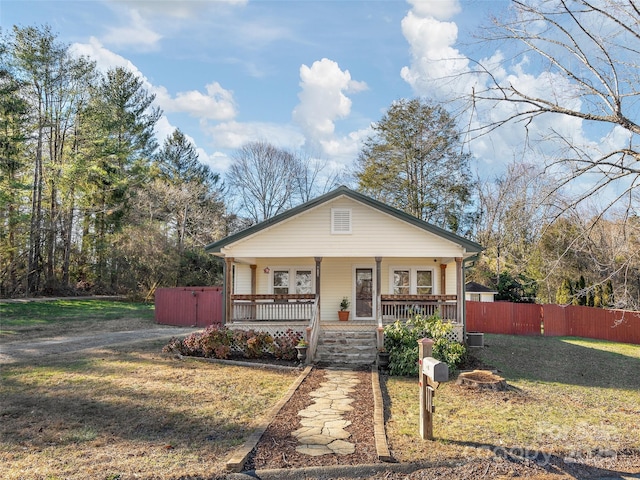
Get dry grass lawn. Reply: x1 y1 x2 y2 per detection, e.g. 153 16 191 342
384 334 640 467
0 334 298 479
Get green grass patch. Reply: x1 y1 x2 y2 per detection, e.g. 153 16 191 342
384 334 640 464
0 300 154 328
476 334 640 389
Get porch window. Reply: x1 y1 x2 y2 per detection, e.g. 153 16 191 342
416 270 433 294
393 270 410 295
295 270 313 294
390 267 435 295
273 270 289 295
272 267 314 294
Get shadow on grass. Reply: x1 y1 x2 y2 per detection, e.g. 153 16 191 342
0 350 262 453
474 334 640 389
441 439 640 479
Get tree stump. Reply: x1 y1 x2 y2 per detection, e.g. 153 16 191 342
456 370 507 391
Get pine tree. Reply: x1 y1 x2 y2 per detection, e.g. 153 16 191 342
593 284 603 308
556 278 574 305
577 275 587 306
603 280 614 308
356 98 474 234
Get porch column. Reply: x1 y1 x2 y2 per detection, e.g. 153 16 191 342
455 257 464 333
250 264 257 294
250 264 257 319
315 257 322 320
375 257 382 328
225 257 234 324
440 264 447 295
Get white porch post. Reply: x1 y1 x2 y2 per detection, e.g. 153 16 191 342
375 257 382 328
315 257 322 320
455 257 464 335
224 257 234 324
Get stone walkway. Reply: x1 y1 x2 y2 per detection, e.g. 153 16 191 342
292 369 360 456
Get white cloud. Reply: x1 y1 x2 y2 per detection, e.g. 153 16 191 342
400 9 475 100
292 58 367 155
205 121 306 151
101 9 162 50
198 149 233 174
72 38 237 123
108 0 248 19
154 115 177 145
155 82 237 121
319 128 371 167
407 0 461 20
70 36 142 74
398 0 604 182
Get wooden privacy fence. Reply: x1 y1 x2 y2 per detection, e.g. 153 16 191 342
466 302 542 335
466 301 640 344
155 287 223 327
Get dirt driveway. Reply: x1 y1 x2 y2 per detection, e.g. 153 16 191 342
0 325 199 364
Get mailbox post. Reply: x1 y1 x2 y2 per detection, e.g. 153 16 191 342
418 338 448 440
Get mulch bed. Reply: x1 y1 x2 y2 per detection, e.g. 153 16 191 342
245 368 380 470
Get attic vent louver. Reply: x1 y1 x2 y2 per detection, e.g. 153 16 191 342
331 208 352 234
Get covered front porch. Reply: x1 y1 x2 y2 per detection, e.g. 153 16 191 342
221 256 467 362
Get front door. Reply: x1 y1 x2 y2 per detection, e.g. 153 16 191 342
354 267 374 319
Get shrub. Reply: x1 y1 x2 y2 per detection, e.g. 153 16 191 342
383 313 466 376
272 329 303 360
200 325 235 358
233 329 274 358
162 325 235 359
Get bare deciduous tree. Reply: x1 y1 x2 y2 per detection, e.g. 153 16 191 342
473 162 559 286
473 0 640 216
227 141 302 224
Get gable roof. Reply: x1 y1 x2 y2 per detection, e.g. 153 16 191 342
465 281 497 294
205 185 482 254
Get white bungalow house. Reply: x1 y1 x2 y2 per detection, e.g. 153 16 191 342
205 186 482 365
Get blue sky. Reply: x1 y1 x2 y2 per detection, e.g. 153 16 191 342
2 0 581 182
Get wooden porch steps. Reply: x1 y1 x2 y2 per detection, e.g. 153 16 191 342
314 328 378 367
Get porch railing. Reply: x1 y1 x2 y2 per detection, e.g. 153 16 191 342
231 294 315 322
381 294 459 323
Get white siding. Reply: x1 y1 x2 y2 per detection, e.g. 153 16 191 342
222 196 467 259
445 261 457 296
234 264 252 295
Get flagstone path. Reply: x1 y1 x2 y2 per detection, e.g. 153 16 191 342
292 369 360 456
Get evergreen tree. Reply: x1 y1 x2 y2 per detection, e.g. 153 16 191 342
355 98 474 234
603 280 614 308
556 278 574 305
577 275 587 306
593 284 603 308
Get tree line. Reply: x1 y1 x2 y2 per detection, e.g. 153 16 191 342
2 14 640 311
1 25 225 299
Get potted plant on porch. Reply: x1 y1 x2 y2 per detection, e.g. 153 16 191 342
338 296 350 321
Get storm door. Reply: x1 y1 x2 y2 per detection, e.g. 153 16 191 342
355 267 374 319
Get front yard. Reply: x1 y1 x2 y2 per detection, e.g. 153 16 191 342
1 300 638 478
384 334 640 470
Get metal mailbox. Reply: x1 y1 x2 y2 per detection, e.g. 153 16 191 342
422 357 448 382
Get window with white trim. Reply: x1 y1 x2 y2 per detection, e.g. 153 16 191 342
392 270 410 295
416 270 433 294
331 208 352 234
390 267 434 295
272 268 314 294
